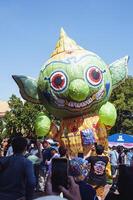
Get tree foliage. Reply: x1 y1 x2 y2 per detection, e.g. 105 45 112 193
110 76 133 135
1 95 46 138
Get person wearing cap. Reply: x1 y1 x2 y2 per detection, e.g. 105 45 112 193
58 146 68 158
69 157 98 200
45 146 60 172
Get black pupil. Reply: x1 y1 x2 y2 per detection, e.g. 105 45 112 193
54 76 63 86
92 70 100 80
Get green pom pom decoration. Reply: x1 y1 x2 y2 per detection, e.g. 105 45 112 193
99 102 117 126
34 114 51 137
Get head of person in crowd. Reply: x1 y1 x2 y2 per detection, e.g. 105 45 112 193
1 138 9 149
28 138 39 153
95 144 104 155
117 145 124 154
124 148 128 155
59 146 67 157
11 136 28 155
112 146 117 151
90 144 96 156
30 138 37 147
10 132 23 141
131 148 133 156
50 146 59 157
42 140 51 149
69 157 88 181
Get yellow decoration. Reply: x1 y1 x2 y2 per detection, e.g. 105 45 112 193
58 114 108 157
51 28 84 58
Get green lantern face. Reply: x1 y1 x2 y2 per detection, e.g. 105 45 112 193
12 29 129 119
37 53 112 118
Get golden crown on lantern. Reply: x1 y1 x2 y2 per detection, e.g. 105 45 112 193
50 28 84 58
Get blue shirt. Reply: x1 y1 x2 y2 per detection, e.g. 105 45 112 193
109 150 119 166
126 152 133 165
0 154 36 200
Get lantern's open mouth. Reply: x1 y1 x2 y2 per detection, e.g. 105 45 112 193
48 87 105 110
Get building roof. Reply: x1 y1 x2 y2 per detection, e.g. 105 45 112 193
0 101 10 117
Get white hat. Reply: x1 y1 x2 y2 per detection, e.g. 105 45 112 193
35 195 67 200
46 139 57 145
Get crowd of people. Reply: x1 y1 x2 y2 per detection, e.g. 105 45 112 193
0 134 133 200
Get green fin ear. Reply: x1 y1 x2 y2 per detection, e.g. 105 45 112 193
12 75 40 104
109 56 129 89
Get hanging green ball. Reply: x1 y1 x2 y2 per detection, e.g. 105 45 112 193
99 102 117 126
34 115 51 137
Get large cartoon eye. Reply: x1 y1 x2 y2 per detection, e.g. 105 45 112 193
50 71 67 92
86 66 103 86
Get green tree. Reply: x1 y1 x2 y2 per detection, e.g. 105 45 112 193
110 76 133 135
4 95 23 134
2 95 46 138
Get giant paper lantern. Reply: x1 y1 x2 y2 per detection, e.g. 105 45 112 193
13 28 129 157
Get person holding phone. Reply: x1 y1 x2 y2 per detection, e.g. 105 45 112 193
51 158 68 193
45 174 82 200
45 147 60 172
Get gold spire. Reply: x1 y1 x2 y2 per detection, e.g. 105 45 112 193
50 28 84 58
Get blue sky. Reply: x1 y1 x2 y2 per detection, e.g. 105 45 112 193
0 0 133 100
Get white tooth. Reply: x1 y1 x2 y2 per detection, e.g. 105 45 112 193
82 102 87 107
73 103 79 108
80 102 85 107
79 102 83 107
96 89 104 100
86 98 93 105
68 102 74 107
72 102 75 107
85 99 88 104
68 102 71 107
76 103 81 108
84 101 88 106
73 103 76 107
73 102 77 107
96 94 100 100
